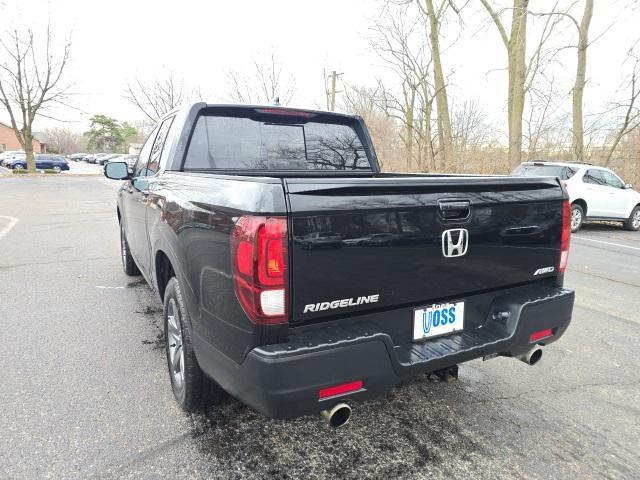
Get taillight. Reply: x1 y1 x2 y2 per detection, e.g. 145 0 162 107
559 200 571 273
255 108 314 118
231 216 288 324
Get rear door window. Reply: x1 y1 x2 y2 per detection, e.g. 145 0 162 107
583 169 606 186
183 114 371 171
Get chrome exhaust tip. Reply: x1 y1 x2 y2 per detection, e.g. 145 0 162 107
517 347 543 366
321 403 352 428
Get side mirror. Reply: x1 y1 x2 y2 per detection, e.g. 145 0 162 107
625 183 633 189
104 161 130 180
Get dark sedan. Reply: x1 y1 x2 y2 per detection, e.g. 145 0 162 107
6 154 70 172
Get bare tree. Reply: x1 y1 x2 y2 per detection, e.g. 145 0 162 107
342 84 399 169
480 0 529 168
418 0 456 169
531 0 595 161
524 77 559 159
572 0 594 160
228 53 295 105
0 27 71 172
371 6 435 171
124 72 198 124
43 127 86 154
604 51 640 165
451 100 493 151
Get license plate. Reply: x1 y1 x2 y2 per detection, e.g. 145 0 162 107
413 301 465 341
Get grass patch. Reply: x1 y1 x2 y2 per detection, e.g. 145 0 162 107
10 169 60 175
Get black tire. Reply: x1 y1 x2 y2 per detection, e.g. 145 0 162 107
163 277 225 411
623 206 640 231
120 223 141 276
571 204 584 233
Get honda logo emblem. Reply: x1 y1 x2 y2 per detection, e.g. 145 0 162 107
442 228 469 257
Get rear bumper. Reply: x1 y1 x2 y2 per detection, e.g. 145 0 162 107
194 284 574 419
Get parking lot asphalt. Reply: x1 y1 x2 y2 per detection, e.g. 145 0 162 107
1 175 638 479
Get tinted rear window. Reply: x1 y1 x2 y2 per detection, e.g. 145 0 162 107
183 115 371 171
512 164 568 179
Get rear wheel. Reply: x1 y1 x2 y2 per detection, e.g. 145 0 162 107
571 204 584 233
52 165 61 173
163 277 224 411
623 206 640 231
120 223 140 276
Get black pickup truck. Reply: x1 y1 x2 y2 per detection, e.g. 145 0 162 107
104 103 574 427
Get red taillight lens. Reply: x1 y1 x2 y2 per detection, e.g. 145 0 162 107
318 380 363 399
231 216 288 325
559 200 571 273
530 328 553 343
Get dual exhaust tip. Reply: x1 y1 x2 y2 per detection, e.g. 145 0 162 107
516 346 543 366
320 348 542 428
321 403 352 428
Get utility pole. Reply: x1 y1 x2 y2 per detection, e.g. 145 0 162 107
326 70 343 111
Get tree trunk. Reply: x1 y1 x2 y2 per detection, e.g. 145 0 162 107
422 92 434 171
425 0 454 171
507 0 528 169
572 0 594 161
24 130 36 173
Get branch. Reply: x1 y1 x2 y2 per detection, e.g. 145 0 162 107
479 0 509 48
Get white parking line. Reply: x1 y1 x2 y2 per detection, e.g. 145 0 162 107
573 236 640 251
0 216 19 240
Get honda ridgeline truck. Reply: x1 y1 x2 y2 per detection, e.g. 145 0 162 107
104 103 574 427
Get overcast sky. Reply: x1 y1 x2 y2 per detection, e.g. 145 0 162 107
2 0 639 139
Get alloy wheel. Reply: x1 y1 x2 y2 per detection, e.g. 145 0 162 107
166 299 185 391
633 210 640 229
120 228 128 268
571 208 582 230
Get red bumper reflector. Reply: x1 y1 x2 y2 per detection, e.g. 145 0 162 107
530 328 553 342
319 380 363 399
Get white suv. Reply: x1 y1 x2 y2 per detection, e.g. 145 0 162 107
513 161 640 233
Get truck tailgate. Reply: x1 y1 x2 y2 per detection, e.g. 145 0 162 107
286 175 564 324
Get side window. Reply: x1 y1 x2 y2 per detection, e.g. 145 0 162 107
146 117 175 176
133 125 160 177
583 169 606 186
565 167 577 179
601 170 624 189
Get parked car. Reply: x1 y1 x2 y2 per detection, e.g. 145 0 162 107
85 153 109 164
513 161 640 232
6 154 69 172
68 153 89 161
122 154 138 168
104 103 574 427
99 154 122 165
0 150 25 166
299 231 342 249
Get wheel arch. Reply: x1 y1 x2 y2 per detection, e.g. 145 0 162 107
155 250 176 302
572 198 588 216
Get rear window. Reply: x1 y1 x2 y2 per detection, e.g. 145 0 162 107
512 164 571 179
183 115 371 171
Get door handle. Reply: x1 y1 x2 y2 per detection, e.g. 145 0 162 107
438 199 471 220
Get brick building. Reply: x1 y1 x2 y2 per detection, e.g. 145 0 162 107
0 121 43 153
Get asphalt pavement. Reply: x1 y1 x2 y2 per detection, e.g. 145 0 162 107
1 175 638 479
